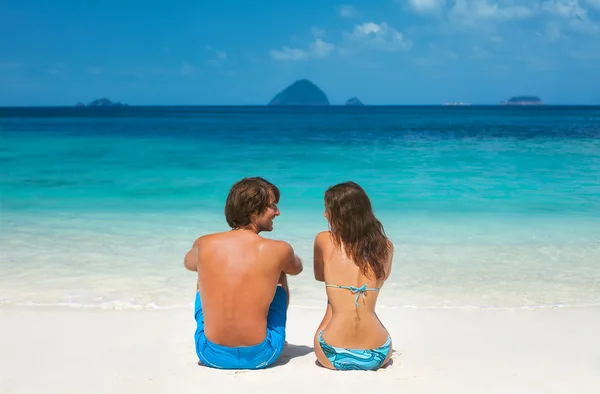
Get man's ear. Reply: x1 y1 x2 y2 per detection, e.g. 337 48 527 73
248 212 260 227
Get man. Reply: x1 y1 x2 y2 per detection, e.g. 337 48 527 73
184 177 303 369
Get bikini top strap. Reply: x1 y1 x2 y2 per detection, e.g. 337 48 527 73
325 284 380 307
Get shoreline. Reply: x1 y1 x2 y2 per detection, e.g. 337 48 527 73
1 305 599 393
2 300 600 311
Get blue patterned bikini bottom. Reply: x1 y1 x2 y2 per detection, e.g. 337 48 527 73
318 330 391 371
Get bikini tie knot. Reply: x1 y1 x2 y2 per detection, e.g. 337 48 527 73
348 285 368 307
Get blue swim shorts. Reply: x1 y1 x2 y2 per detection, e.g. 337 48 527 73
194 286 287 369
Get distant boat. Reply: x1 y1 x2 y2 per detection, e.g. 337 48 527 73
443 101 472 106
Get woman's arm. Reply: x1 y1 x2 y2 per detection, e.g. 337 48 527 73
383 239 394 281
313 231 328 282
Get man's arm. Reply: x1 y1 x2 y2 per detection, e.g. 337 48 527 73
281 242 303 276
184 243 199 272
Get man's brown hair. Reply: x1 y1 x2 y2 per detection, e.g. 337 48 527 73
225 177 280 229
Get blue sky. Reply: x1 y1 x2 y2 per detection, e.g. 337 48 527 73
1 0 599 105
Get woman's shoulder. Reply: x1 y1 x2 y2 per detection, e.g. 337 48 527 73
314 231 335 254
386 238 394 251
314 230 332 243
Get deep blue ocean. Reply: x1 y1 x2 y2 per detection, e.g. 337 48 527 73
1 106 599 309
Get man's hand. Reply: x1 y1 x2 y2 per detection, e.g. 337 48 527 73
184 246 199 272
291 254 303 275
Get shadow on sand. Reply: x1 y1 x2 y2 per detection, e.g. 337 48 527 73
269 344 314 367
196 344 314 369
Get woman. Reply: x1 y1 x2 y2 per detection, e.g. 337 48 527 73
313 181 394 371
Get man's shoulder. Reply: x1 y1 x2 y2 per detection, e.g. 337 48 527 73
193 231 229 245
258 237 293 256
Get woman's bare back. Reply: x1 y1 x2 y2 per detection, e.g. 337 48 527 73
314 231 393 349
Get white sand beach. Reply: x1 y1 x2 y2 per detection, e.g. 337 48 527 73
1 305 599 394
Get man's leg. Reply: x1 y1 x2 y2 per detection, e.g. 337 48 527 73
278 271 289 307
269 272 290 346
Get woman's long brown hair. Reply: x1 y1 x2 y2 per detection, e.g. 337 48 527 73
324 181 390 280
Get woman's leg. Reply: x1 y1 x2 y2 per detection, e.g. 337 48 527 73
375 312 393 368
380 339 393 369
313 301 336 370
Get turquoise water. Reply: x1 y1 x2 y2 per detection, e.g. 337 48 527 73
1 106 599 309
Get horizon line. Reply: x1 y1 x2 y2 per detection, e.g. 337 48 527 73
2 104 600 108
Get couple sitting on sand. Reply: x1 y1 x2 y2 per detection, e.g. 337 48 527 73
184 177 394 371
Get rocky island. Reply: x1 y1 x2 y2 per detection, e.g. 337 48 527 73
75 98 127 107
268 79 330 106
345 97 364 106
501 96 543 106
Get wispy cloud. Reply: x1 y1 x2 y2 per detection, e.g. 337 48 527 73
542 0 586 18
407 0 535 22
204 46 229 67
450 0 533 21
407 0 447 14
270 47 310 61
338 4 358 18
584 0 600 11
311 26 326 38
413 1 599 36
404 0 600 22
270 38 336 61
208 51 228 66
542 0 598 34
311 39 336 57
181 63 196 76
344 22 413 52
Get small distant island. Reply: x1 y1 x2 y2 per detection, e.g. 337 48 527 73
501 96 543 106
75 98 127 107
345 97 364 106
268 79 330 106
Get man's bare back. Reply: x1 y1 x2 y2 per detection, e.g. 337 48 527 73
186 229 300 346
184 177 302 369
